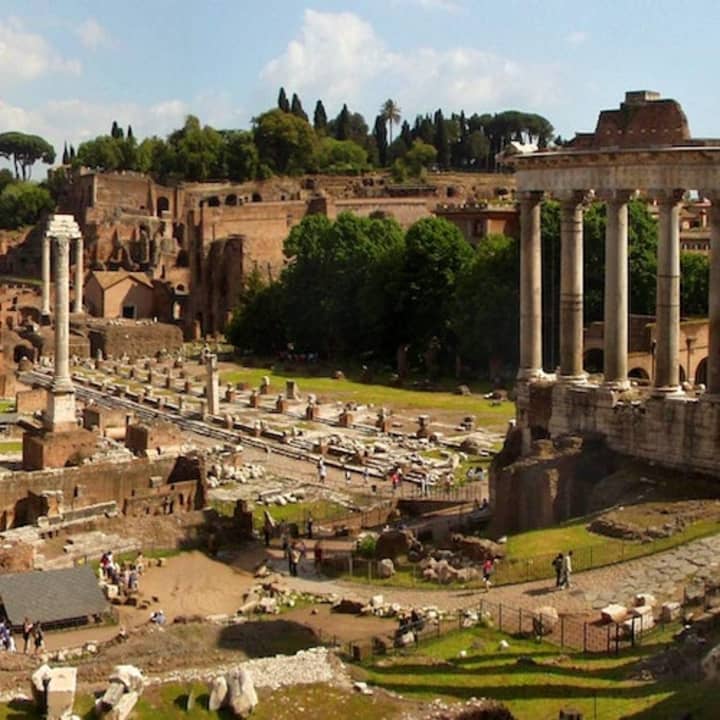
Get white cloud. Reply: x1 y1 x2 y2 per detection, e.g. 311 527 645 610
0 16 81 86
566 31 587 47
261 10 556 117
76 18 109 50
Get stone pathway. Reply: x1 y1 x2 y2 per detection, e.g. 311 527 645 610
279 532 720 618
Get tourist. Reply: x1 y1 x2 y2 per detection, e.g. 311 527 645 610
263 518 272 547
128 568 139 592
150 609 166 625
363 465 370 484
552 553 564 588
22 617 33 654
482 557 494 590
344 467 352 484
33 623 44 654
135 552 145 575
307 513 314 540
313 541 323 573
289 541 301 577
561 550 574 588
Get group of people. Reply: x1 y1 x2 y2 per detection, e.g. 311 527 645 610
0 617 44 653
552 551 574 588
100 551 143 594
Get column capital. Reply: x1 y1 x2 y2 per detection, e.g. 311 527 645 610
517 190 545 205
651 188 685 205
556 190 591 206
596 189 637 204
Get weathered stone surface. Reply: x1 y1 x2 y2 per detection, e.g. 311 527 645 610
702 643 720 681
332 597 365 614
100 681 125 709
375 529 418 560
377 558 395 578
108 665 144 695
46 666 76 720
208 675 228 711
107 691 138 720
661 601 682 623
451 534 506 562
227 668 258 719
601 604 628 624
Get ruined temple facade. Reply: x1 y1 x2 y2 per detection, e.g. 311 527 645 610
55 169 511 338
510 91 720 477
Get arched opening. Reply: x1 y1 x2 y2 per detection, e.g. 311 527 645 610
679 365 687 383
696 357 708 386
207 196 220 208
175 283 186 293
583 348 604 374
13 344 33 363
629 367 650 382
156 196 170 216
252 192 262 202
172 302 182 320
225 194 238 206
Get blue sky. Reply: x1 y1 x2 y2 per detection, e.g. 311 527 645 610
1 0 719 161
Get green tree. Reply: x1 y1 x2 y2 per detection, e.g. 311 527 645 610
0 132 55 180
62 143 70 165
167 115 224 181
221 130 259 181
681 252 709 317
290 93 308 121
314 138 368 174
110 120 123 139
277 87 290 113
434 109 450 169
313 100 328 133
380 99 402 145
75 135 123 171
0 169 14 194
334 104 351 141
0 182 54 229
373 114 388 167
253 109 317 175
403 140 437 177
398 217 473 363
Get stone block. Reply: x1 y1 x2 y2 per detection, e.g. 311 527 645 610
100 681 125 709
600 604 627 624
532 606 559 635
46 666 76 720
22 429 97 471
208 675 228 711
109 665 144 694
635 593 657 608
630 604 655 632
661 601 682 623
107 690 138 720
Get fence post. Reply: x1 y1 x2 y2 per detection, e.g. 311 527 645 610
499 604 503 631
583 622 588 653
589 546 593 569
560 616 565 648
348 554 353 577
526 559 530 582
519 608 523 633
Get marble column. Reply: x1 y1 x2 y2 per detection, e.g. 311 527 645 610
707 200 720 395
73 234 84 314
41 234 51 316
206 353 220 416
602 192 632 388
559 192 586 381
517 191 544 380
52 235 72 391
654 190 683 393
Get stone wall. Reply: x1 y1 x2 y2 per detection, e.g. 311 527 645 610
16 387 47 414
87 321 183 360
22 429 97 471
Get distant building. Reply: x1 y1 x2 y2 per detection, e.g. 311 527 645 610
434 203 520 245
84 270 154 319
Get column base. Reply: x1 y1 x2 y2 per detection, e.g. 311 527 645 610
517 368 552 382
558 372 587 385
601 379 631 391
44 389 77 432
651 385 685 398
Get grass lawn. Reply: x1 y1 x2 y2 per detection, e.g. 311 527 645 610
0 440 22 454
220 364 514 429
210 498 351 528
0 399 15 413
362 623 719 719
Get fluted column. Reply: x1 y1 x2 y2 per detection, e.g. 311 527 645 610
73 234 84 314
559 192 586 381
517 191 544 380
41 234 51 316
53 235 72 391
654 190 683 394
708 199 720 395
603 191 632 388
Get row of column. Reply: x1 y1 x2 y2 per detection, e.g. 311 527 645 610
518 189 720 395
41 233 84 317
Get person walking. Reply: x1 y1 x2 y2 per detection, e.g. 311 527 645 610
33 623 44 654
22 618 33 654
307 513 314 540
482 557 494 591
561 550 574 588
552 553 564 588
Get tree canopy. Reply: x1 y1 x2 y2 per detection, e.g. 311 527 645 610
0 132 55 180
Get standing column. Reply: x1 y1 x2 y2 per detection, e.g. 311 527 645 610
707 199 720 395
654 190 683 393
53 235 72 390
41 234 51 316
517 191 544 380
603 191 632 388
559 192 586 381
73 234 84 314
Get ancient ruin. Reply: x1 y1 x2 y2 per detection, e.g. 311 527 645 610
511 91 720 475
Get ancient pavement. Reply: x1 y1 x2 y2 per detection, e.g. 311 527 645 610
277 532 720 617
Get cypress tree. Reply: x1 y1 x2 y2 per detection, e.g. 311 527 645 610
434 109 450 169
373 114 388 166
335 104 351 141
313 100 328 132
127 125 134 140
401 121 412 147
277 87 290 112
62 143 70 165
69 145 76 160
290 93 308 121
